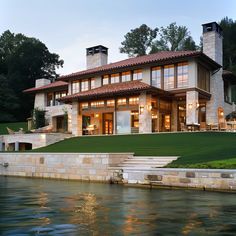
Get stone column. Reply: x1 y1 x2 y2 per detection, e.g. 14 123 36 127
71 101 82 136
186 91 199 125
139 92 152 133
15 141 19 151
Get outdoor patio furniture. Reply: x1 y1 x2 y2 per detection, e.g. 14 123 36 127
186 123 200 131
219 122 227 131
180 123 188 131
211 124 219 131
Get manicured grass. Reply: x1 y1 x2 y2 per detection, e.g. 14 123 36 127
0 122 27 135
34 132 236 168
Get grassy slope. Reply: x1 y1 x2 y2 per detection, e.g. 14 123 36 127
34 132 236 167
0 122 27 135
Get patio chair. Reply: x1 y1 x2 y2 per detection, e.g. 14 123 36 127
211 124 219 131
219 122 227 131
180 123 188 131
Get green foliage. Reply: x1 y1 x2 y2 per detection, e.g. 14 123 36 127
120 24 158 57
151 22 197 52
120 23 197 57
32 108 46 129
0 122 27 134
219 17 236 75
33 132 236 168
0 30 64 121
63 109 68 132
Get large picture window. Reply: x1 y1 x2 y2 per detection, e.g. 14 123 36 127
151 66 161 88
198 64 210 92
164 65 174 90
133 69 142 80
91 78 95 89
116 111 131 134
81 80 89 91
121 71 131 82
103 75 109 85
72 81 80 94
177 62 188 88
111 73 120 84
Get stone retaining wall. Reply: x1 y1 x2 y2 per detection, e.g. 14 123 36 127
0 153 131 182
123 168 236 191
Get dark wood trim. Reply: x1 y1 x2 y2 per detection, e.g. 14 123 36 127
174 63 178 89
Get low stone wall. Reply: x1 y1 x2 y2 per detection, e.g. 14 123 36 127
0 152 131 182
123 168 236 191
0 133 71 150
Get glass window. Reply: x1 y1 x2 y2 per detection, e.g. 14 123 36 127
81 80 89 91
55 91 67 105
151 66 161 88
110 73 120 84
91 101 104 108
198 64 210 92
133 69 142 80
81 103 89 110
121 71 131 82
116 111 131 134
177 62 188 88
131 111 139 128
91 78 95 89
164 65 174 90
72 80 80 94
117 98 127 106
103 75 109 85
129 97 139 105
107 100 115 107
47 93 53 106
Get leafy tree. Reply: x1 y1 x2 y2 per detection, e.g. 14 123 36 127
0 75 19 122
32 108 46 129
219 17 236 74
151 22 197 53
0 30 64 121
120 24 158 57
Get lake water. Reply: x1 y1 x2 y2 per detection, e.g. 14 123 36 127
0 177 236 235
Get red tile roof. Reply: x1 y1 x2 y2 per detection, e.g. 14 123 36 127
59 51 220 81
23 81 68 93
60 80 170 102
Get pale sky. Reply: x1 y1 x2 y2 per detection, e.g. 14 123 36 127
1 0 236 75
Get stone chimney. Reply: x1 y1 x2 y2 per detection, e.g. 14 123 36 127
202 22 224 124
35 78 51 88
86 45 108 69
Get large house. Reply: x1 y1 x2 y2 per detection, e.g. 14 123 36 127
24 22 236 136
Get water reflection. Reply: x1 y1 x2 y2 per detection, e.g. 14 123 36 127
0 177 236 235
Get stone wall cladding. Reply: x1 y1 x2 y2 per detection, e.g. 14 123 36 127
123 168 236 191
0 153 131 182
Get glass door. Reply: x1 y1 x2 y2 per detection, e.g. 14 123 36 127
103 113 113 134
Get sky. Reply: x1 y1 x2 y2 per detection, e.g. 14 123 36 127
1 0 236 75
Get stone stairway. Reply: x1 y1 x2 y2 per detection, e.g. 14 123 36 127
116 156 178 169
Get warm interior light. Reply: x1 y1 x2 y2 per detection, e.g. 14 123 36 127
95 113 99 118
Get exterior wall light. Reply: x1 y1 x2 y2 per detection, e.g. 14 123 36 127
188 103 193 109
139 105 144 115
95 113 99 118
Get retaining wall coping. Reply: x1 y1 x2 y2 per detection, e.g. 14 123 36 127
0 152 134 155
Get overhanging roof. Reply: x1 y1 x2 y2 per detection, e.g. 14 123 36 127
58 51 221 81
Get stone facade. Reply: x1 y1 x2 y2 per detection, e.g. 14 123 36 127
139 92 152 133
86 52 108 69
0 153 132 182
186 91 199 125
0 133 71 150
122 168 236 192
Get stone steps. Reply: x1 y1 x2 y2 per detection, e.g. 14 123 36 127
116 156 178 169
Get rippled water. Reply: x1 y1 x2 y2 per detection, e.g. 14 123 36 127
0 177 236 235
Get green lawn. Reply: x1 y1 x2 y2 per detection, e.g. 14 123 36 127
0 122 27 135
34 132 236 168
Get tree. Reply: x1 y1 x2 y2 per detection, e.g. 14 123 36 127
120 24 158 57
0 75 19 122
151 22 197 53
0 30 64 121
219 17 236 75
